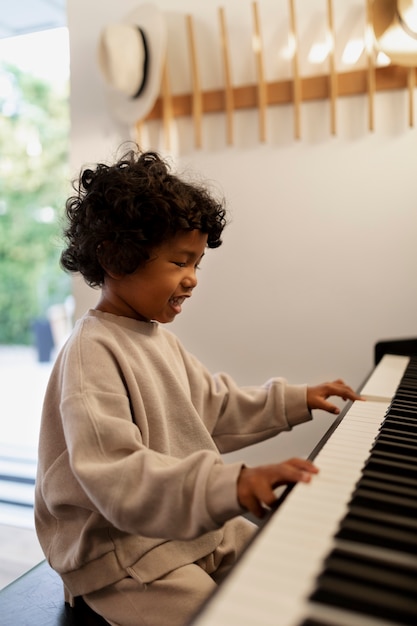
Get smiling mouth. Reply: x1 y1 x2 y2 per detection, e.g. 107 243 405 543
169 296 186 306
168 296 187 313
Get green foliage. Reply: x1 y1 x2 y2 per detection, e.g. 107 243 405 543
0 62 71 344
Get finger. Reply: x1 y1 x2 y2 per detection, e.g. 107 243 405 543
255 473 304 510
270 462 317 489
256 483 280 508
321 383 362 405
314 398 340 414
287 458 319 474
245 494 268 519
325 402 340 414
332 382 362 402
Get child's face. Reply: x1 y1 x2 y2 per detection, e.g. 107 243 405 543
98 229 208 323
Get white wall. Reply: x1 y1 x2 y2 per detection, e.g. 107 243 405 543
67 0 417 465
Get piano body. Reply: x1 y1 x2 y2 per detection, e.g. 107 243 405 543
189 348 417 626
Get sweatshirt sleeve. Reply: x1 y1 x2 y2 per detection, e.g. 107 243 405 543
178 345 312 453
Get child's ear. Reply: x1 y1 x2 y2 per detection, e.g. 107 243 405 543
104 268 123 280
97 241 121 279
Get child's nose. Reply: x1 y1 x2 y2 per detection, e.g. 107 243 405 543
182 268 198 289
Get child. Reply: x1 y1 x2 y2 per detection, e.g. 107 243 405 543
35 148 361 626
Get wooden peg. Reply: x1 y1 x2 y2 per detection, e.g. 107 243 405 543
218 7 234 145
134 120 144 147
288 0 301 139
186 14 203 148
161 59 173 151
366 0 375 132
252 2 267 142
327 0 337 135
407 67 415 128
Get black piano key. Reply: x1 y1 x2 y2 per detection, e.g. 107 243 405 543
366 452 417 478
311 577 417 625
390 394 417 403
389 394 417 403
394 372 417 383
385 407 417 421
384 421 416 433
391 377 417 390
394 389 417 397
391 409 417 418
383 416 417 430
381 416 416 428
376 442 417 458
363 454 417 476
393 376 417 384
356 476 417 499
362 467 417 489
336 515 417 554
350 487 417 517
391 389 417 399
369 453 417 474
310 553 417 625
389 392 417 401
322 549 417 595
389 399 417 407
379 423 417 437
347 503 417 532
372 436 417 454
374 433 417 449
380 418 417 439
388 398 416 407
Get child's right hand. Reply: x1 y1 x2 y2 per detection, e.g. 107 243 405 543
237 458 318 519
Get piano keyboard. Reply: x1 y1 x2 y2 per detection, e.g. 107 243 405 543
190 354 417 626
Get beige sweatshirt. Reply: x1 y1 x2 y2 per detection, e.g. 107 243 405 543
34 309 311 597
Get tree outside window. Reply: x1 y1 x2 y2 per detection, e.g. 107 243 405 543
0 53 71 347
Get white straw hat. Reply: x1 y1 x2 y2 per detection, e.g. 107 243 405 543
372 0 417 66
97 4 166 124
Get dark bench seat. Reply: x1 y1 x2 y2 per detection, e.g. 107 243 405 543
0 560 108 625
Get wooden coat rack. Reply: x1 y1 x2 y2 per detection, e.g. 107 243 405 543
136 0 417 147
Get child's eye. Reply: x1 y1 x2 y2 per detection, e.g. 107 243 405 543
173 261 202 269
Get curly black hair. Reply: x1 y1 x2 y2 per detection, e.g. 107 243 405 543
60 148 227 287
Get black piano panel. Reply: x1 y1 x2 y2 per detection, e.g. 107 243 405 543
374 338 417 366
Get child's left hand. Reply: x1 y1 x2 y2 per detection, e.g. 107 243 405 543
307 379 362 415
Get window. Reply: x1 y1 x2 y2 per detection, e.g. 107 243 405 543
0 27 70 528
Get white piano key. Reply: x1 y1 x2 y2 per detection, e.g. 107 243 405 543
360 354 410 401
